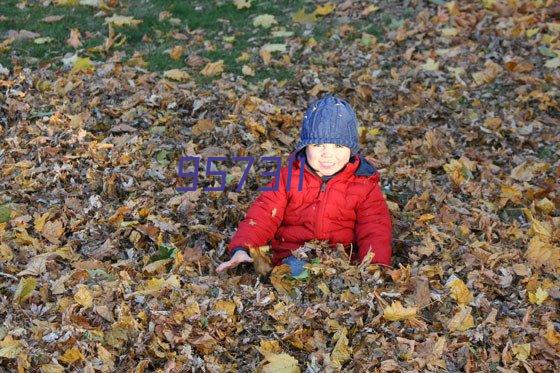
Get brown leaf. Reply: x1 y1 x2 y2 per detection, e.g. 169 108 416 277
191 118 214 136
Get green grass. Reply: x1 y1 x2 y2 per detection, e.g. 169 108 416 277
0 0 390 85
0 0 311 84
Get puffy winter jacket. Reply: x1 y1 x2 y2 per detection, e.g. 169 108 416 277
228 152 393 266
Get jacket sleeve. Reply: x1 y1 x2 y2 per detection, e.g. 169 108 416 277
227 167 289 255
355 174 393 266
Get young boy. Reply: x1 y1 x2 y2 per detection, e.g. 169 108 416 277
216 95 392 275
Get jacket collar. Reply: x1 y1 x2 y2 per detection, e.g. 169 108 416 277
288 150 377 178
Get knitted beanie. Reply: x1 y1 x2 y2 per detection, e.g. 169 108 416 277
295 95 360 155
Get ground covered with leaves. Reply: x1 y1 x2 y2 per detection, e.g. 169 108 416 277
1 0 559 372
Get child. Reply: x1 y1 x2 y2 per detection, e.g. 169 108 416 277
216 95 392 275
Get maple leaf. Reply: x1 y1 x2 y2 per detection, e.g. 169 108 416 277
383 301 418 321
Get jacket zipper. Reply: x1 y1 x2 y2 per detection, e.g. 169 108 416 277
315 178 331 239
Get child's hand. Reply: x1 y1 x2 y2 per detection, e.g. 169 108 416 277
216 250 254 273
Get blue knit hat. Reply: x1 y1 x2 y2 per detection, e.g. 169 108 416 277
295 95 360 155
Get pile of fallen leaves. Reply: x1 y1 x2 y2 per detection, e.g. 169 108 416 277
1 0 559 371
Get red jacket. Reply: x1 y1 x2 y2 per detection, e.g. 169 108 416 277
228 153 393 266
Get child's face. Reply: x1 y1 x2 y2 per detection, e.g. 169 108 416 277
305 143 352 177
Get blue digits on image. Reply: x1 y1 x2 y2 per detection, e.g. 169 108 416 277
204 156 228 192
258 156 281 192
232 156 255 192
286 153 305 192
177 156 200 192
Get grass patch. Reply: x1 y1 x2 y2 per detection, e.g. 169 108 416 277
0 0 316 84
0 0 390 85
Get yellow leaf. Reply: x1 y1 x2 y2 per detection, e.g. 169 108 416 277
59 347 84 364
526 28 540 38
242 65 255 76
253 14 277 28
258 348 300 373
481 0 496 9
545 321 560 346
317 282 330 296
0 335 23 359
512 343 531 362
259 340 282 353
0 37 14 53
292 8 317 24
34 212 50 233
270 265 295 296
260 49 272 65
383 301 418 321
525 235 559 274
471 60 503 86
169 45 184 60
448 306 475 332
249 246 272 275
13 277 36 304
440 28 458 37
0 243 13 262
74 286 93 308
237 52 251 62
182 299 200 319
70 57 95 74
528 287 548 305
417 213 435 223
214 300 236 316
233 0 251 9
104 15 142 27
138 277 165 294
163 69 191 82
447 278 473 306
500 184 522 204
331 327 351 368
422 58 439 71
314 3 335 16
547 23 560 33
164 274 180 289
535 198 555 214
201 60 224 77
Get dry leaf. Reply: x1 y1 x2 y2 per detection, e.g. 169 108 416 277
258 348 300 373
270 265 295 295
74 285 93 308
59 347 84 364
104 15 142 27
163 69 191 82
249 246 273 275
66 28 82 48
448 306 475 332
233 0 251 9
13 277 36 304
200 60 224 77
169 45 184 60
447 278 473 306
383 301 418 321
331 327 351 368
191 118 214 136
0 335 23 359
253 14 277 28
